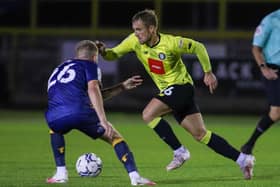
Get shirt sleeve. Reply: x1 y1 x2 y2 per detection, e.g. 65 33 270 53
103 33 136 60
85 62 98 81
252 16 273 47
175 36 212 72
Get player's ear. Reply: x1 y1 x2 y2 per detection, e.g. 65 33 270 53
93 55 98 63
149 25 156 33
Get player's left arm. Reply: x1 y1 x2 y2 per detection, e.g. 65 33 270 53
177 37 217 93
194 42 218 94
101 75 143 100
193 41 218 93
88 80 113 138
190 40 212 73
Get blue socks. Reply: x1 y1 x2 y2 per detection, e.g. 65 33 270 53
114 141 137 173
50 133 65 166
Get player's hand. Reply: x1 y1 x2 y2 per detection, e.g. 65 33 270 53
261 67 278 80
95 40 106 55
122 75 143 90
204 71 218 94
101 120 114 139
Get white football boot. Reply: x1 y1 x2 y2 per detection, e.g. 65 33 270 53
239 154 255 180
131 176 156 186
46 170 68 184
166 146 190 171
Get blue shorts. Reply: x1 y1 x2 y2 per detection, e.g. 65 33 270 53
47 113 105 139
263 65 280 106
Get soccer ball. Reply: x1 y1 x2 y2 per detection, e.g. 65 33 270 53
75 153 102 177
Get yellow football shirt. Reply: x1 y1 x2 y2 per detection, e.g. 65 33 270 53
103 33 212 91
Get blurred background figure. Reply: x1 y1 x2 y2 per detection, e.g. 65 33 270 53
241 9 280 154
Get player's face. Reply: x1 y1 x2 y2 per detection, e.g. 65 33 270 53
132 19 153 45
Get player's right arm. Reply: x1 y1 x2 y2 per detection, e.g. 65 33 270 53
87 80 113 138
252 46 278 80
252 16 278 80
96 34 135 61
101 75 143 100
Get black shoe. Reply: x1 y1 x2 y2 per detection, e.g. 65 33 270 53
241 144 253 154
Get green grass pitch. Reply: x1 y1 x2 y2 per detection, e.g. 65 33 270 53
0 110 280 187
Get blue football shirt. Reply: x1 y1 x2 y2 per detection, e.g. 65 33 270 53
253 9 280 66
45 59 101 122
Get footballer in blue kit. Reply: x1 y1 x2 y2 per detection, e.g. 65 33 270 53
45 40 155 186
46 58 102 134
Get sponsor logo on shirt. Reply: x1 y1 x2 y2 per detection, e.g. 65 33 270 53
148 58 165 74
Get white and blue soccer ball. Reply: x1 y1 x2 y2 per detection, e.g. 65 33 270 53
75 153 102 177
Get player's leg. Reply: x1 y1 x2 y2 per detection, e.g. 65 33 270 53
98 123 156 186
241 77 280 154
143 98 182 150
181 113 241 160
142 98 190 171
46 128 69 183
77 115 155 186
46 114 91 183
241 111 276 154
99 125 138 174
180 113 255 179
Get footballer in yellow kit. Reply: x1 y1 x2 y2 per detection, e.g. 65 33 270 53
103 33 212 92
97 9 255 180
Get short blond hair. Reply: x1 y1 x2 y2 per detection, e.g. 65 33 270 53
75 40 98 59
132 9 158 28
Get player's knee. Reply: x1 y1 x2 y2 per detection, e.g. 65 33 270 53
102 130 122 144
192 129 208 142
142 110 152 123
270 108 280 121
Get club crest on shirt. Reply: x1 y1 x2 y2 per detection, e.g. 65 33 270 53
158 53 166 60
